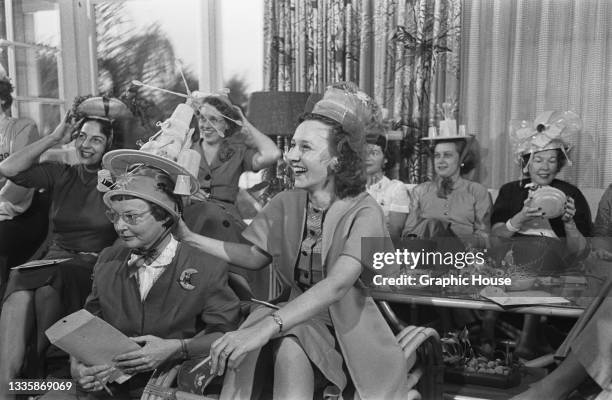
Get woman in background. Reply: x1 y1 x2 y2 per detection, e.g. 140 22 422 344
365 130 411 243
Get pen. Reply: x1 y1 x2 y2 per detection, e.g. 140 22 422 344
249 298 280 310
188 355 211 373
96 377 113 396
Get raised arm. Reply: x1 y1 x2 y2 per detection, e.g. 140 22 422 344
176 219 270 270
235 107 281 171
0 114 74 178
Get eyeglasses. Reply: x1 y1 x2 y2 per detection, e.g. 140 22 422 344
366 146 383 157
105 209 151 225
198 114 226 126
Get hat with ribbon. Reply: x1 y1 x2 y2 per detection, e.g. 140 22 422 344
102 164 181 221
509 110 582 166
310 82 380 153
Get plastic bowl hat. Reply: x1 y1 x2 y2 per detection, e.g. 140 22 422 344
70 96 133 149
310 82 380 154
102 164 181 221
509 110 582 167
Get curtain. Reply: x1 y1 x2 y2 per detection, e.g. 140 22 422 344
263 0 461 183
461 0 612 189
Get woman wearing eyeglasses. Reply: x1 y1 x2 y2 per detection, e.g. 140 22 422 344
184 95 281 299
0 96 132 396
35 164 240 400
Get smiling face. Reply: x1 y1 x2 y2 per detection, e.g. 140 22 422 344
197 103 227 145
433 141 461 179
74 120 108 166
108 197 168 249
527 149 560 186
365 144 385 176
286 119 336 193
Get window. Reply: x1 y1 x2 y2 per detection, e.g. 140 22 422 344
0 0 64 134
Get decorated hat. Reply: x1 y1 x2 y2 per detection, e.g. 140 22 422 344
73 96 133 122
509 110 581 165
310 82 380 153
102 165 181 221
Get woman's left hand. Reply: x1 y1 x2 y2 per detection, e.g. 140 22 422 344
562 196 576 223
210 320 276 375
113 335 181 374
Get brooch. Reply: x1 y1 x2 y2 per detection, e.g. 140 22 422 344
178 268 199 290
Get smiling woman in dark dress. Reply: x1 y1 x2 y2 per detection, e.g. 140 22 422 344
0 97 132 396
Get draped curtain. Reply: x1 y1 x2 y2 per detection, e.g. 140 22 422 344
460 0 612 189
263 0 461 183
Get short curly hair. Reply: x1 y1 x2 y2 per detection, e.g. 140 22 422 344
431 139 477 175
298 113 366 199
197 96 242 137
371 134 396 176
520 148 567 175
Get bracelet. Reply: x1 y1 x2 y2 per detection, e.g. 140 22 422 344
180 339 189 360
506 219 520 233
270 312 283 333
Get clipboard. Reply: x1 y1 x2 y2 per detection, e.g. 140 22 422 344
11 258 72 270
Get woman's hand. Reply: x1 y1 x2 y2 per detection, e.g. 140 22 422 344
561 196 577 223
510 197 544 229
210 319 277 375
71 359 113 393
233 106 257 147
113 335 181 374
49 111 80 145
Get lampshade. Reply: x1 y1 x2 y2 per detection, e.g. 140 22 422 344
247 91 322 136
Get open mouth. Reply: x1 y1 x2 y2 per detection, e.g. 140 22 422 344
291 165 307 175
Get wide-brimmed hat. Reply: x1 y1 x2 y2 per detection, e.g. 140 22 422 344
102 149 199 195
102 164 181 221
509 110 581 165
310 82 380 153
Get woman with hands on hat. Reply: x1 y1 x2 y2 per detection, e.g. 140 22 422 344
0 96 132 397
490 111 592 360
177 83 410 400
182 94 281 300
39 164 240 400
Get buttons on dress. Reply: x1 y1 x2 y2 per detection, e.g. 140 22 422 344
222 220 230 228
204 174 211 181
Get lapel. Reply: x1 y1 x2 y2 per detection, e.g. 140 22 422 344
321 193 366 267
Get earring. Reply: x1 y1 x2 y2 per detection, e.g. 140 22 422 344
460 163 465 167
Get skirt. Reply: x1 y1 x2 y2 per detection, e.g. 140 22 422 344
3 244 98 313
221 304 347 398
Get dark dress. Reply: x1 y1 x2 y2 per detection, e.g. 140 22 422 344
185 139 269 298
491 178 593 272
3 162 116 313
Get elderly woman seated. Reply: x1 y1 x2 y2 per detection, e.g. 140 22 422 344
402 132 491 250
41 163 240 400
490 111 592 359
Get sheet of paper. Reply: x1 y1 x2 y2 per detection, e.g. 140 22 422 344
11 258 72 270
46 309 140 383
480 286 570 307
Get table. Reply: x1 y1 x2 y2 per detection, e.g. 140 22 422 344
370 268 609 317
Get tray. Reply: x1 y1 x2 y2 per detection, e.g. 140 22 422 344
444 366 521 388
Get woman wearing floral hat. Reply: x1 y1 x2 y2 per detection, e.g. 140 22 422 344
0 96 132 395
490 110 592 359
178 83 411 399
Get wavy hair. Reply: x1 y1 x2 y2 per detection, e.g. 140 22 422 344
299 113 366 199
